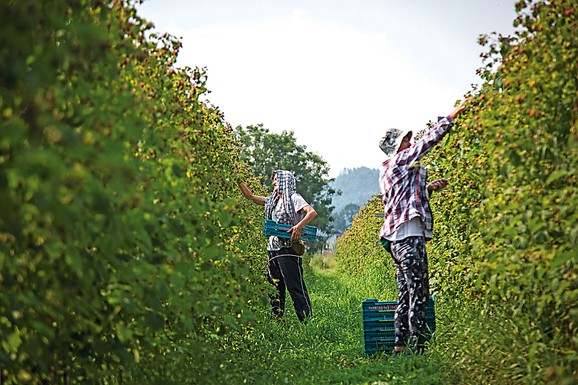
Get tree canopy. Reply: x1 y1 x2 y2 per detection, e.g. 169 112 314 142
234 124 335 242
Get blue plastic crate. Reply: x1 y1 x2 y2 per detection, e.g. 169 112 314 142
362 304 395 321
363 321 396 335
363 332 395 347
363 298 434 315
362 297 436 355
364 338 395 355
263 219 317 242
364 330 396 340
363 327 436 355
362 309 435 323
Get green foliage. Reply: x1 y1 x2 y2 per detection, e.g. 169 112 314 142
334 197 398 301
333 203 362 233
234 124 335 246
0 1 267 383
337 1 578 384
2 0 576 383
455 1 577 383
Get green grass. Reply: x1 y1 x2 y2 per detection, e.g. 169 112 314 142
219 255 463 385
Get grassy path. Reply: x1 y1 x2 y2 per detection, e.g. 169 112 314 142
222 263 461 385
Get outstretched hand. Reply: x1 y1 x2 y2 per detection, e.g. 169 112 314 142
427 178 448 193
449 98 470 120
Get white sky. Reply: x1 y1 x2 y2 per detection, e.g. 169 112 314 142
136 0 518 177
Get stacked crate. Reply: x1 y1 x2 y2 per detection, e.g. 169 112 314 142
362 297 436 355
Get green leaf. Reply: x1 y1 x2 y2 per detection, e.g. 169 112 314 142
546 169 568 185
551 250 574 268
146 312 165 331
115 325 133 343
2 332 22 353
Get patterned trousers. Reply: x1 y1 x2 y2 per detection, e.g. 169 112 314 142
389 236 430 353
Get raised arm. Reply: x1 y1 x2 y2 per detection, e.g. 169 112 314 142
448 98 469 121
238 182 267 205
396 98 470 167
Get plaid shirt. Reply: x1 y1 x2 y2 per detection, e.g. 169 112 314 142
379 117 453 238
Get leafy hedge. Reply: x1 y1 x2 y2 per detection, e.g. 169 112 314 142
336 1 577 384
334 197 397 300
0 1 268 384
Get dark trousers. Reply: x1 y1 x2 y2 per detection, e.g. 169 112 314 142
267 248 312 322
390 236 429 353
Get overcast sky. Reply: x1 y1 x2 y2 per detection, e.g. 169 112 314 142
136 0 518 177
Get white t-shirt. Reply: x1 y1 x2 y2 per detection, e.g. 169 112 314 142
384 216 432 241
267 193 309 251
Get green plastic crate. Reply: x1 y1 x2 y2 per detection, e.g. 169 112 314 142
263 219 317 242
362 297 436 355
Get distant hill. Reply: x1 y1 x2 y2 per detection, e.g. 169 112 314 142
330 167 380 213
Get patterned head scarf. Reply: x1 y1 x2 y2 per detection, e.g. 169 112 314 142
264 170 299 225
379 128 412 157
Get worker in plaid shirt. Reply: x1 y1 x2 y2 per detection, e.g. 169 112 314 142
378 99 468 354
